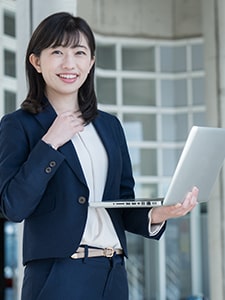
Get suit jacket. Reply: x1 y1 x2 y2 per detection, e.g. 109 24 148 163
0 100 166 264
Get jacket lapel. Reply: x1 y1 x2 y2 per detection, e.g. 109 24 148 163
59 142 87 185
93 113 117 199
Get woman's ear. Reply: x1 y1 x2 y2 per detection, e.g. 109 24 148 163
29 54 42 73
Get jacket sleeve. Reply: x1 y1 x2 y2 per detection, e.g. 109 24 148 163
0 114 65 222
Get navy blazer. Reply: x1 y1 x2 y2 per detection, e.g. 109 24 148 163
0 101 166 264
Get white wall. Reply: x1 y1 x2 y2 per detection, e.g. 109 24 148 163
31 0 77 29
203 0 225 298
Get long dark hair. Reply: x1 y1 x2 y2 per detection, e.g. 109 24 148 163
21 12 98 123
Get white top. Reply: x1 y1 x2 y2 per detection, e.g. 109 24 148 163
71 123 122 248
71 123 163 250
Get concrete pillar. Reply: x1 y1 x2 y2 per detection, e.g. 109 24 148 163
31 0 77 29
215 0 225 298
202 0 225 299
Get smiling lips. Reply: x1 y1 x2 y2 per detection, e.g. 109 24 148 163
58 73 78 81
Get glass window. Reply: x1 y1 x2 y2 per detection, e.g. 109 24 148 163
192 77 205 105
162 114 188 142
161 79 187 107
96 35 207 299
135 183 158 198
165 217 192 299
4 50 16 77
96 44 116 70
96 77 116 104
122 46 155 72
126 233 145 299
162 148 182 176
123 114 156 141
4 11 16 37
123 79 156 106
4 221 18 300
192 44 204 71
4 91 16 113
193 112 206 126
160 46 186 73
129 147 157 176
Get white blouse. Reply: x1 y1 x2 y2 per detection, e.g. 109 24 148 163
71 123 122 249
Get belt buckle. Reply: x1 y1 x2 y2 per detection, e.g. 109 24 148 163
103 247 115 258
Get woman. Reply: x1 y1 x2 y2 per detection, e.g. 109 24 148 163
0 12 198 300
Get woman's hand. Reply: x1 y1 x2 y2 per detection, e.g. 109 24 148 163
151 186 199 224
42 111 85 150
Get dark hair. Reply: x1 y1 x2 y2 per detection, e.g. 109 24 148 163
21 12 98 123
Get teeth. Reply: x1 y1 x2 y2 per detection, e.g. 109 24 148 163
59 74 77 79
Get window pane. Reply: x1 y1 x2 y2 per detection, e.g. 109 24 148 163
130 147 157 176
192 44 204 71
126 234 145 299
4 11 16 37
4 91 16 113
160 46 186 73
165 217 192 299
192 78 205 105
4 50 16 77
193 112 206 126
96 77 116 104
162 148 182 176
96 44 116 70
161 79 187 107
162 114 188 142
123 114 156 141
122 46 155 71
123 79 156 106
4 221 18 299
135 183 158 198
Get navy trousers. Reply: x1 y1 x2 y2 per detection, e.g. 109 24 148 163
21 254 128 300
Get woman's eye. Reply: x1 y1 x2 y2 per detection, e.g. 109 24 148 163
76 50 86 56
52 50 62 55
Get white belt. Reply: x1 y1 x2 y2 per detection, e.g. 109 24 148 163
71 247 123 259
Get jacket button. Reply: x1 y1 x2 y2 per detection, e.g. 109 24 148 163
78 196 86 204
45 167 52 173
49 161 56 167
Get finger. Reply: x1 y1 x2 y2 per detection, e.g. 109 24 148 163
191 186 199 204
182 192 192 209
71 112 85 124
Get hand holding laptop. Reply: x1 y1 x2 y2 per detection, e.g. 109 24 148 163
151 186 199 224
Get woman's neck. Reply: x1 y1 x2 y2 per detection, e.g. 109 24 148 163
46 92 79 114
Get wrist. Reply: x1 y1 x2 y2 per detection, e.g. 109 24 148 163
42 138 58 150
150 207 164 224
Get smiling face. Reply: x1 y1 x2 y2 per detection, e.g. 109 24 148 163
29 33 95 107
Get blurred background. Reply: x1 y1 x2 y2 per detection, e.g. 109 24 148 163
0 0 224 299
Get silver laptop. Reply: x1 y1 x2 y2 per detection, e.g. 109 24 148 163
163 126 225 205
89 126 225 208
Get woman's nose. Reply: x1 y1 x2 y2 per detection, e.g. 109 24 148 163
62 54 75 69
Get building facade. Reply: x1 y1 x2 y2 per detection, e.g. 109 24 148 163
0 0 225 299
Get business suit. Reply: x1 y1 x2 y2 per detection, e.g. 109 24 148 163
0 99 166 299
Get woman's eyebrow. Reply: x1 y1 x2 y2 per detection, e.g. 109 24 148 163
75 44 88 49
